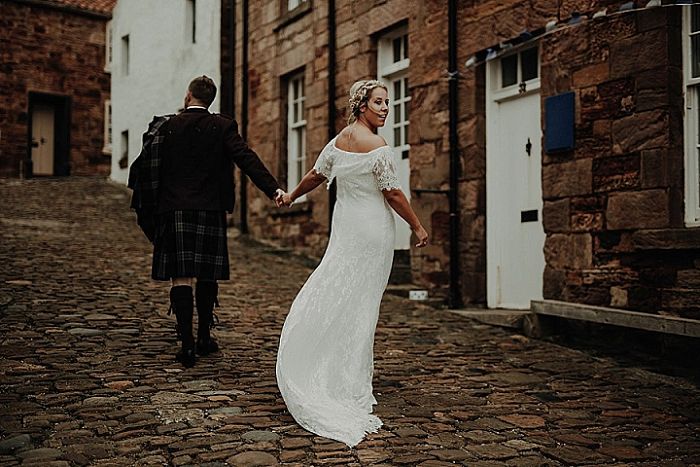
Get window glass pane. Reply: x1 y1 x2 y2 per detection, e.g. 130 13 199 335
300 100 304 121
693 5 700 32
521 47 538 82
404 102 409 121
404 124 409 145
394 127 401 144
293 101 298 123
693 35 700 78
403 34 409 60
404 77 409 97
394 104 401 124
300 77 305 97
393 80 401 99
501 54 517 88
393 37 401 63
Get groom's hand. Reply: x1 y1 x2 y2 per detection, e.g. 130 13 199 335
274 189 286 207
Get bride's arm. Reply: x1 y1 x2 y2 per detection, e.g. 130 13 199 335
382 189 429 247
282 169 327 205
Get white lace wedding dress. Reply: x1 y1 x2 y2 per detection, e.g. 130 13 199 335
276 136 402 447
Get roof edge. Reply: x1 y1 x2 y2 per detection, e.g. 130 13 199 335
4 0 113 19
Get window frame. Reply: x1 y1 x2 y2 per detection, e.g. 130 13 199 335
491 45 541 102
286 72 307 202
683 8 700 226
377 27 410 158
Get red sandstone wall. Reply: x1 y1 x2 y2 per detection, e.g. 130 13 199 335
0 2 111 177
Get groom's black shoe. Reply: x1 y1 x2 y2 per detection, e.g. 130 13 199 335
195 281 219 356
171 285 196 368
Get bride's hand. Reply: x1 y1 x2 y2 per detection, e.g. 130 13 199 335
282 193 294 207
413 225 428 248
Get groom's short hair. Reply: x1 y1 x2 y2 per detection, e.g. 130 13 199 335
188 75 217 107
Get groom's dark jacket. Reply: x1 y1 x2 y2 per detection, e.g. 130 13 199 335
129 108 280 241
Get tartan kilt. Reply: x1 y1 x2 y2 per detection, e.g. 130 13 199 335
151 210 230 281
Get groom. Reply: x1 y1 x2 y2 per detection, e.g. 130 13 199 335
129 75 285 368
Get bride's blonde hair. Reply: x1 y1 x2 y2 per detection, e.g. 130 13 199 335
347 79 387 124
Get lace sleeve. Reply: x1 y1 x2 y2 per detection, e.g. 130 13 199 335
372 147 402 191
312 143 333 180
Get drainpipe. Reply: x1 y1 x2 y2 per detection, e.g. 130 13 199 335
327 0 336 226
226 0 236 117
447 0 462 308
240 0 249 234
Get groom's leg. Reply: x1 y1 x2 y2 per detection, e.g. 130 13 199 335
195 280 219 355
171 278 196 367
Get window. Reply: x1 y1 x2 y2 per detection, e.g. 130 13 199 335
378 28 410 159
287 73 306 200
103 100 112 154
186 0 196 44
121 34 129 75
499 47 538 91
288 0 307 11
119 130 128 169
684 7 700 226
105 21 112 72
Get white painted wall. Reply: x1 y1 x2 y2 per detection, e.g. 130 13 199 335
110 0 221 184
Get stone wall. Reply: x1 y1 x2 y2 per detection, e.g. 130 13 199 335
539 8 699 319
0 2 112 177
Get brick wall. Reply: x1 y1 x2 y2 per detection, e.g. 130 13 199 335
0 2 111 177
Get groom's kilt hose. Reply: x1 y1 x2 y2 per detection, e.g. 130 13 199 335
152 210 230 281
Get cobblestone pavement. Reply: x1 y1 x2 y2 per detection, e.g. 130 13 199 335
1 177 699 467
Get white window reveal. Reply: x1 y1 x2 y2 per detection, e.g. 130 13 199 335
377 27 411 250
105 20 112 72
287 73 307 201
103 100 112 154
119 130 128 169
288 0 307 11
684 6 700 226
121 34 129 76
186 0 196 44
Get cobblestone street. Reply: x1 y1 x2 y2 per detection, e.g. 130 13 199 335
1 177 699 467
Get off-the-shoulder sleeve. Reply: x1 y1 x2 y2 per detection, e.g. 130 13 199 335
312 141 335 189
372 147 402 191
313 142 334 180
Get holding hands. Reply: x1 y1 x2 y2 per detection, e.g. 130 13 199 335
274 189 293 208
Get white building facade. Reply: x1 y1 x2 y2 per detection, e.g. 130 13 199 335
110 0 221 184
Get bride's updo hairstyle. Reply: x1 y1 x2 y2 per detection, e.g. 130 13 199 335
347 79 388 124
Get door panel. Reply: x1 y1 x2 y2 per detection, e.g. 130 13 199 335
32 105 55 175
487 91 545 309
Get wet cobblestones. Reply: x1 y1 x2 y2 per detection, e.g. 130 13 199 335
1 177 699 466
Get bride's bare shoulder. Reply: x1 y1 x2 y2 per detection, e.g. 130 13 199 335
335 128 387 153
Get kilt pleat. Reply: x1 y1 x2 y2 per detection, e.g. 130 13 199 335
152 210 229 281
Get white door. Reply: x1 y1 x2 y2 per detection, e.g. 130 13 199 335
486 47 545 309
31 105 55 175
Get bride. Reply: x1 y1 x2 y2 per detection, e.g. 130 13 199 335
276 79 429 447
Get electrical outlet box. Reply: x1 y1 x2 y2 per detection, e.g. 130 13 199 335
409 290 428 301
